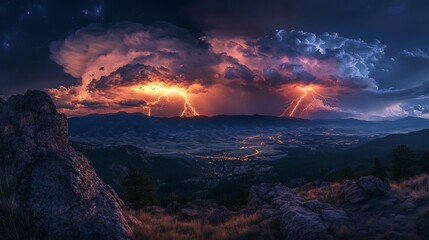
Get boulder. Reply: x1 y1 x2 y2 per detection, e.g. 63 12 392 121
248 183 348 240
341 176 390 203
0 90 132 240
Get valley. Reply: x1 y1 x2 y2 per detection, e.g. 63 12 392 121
68 113 429 206
69 113 429 163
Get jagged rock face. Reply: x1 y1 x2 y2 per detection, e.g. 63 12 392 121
341 176 390 204
248 183 348 240
0 91 132 240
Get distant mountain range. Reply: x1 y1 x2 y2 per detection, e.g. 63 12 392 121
271 127 429 181
344 128 429 160
68 112 429 137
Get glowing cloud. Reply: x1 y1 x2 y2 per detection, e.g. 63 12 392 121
51 23 428 119
286 85 314 117
131 82 199 117
279 84 338 118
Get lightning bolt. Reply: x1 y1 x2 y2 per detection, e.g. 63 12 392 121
145 93 170 116
288 86 310 117
132 82 200 117
281 85 336 118
179 92 199 117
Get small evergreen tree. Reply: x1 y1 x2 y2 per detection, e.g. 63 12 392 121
371 158 386 179
391 145 415 180
338 166 353 180
123 167 156 209
419 151 429 173
168 192 188 204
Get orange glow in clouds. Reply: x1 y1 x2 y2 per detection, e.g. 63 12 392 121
282 84 335 118
288 85 311 117
131 82 200 117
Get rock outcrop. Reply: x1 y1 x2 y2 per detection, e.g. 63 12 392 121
0 91 132 239
248 183 348 240
341 176 390 203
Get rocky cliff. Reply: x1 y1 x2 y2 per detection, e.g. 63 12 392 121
0 90 132 239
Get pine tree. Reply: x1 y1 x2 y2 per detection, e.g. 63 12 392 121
338 166 353 180
123 167 156 209
391 145 415 180
371 158 386 179
419 151 429 173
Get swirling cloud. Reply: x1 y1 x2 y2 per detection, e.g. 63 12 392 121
48 22 429 119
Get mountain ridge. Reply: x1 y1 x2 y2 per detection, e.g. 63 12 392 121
68 111 429 126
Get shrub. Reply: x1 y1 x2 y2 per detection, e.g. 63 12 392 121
419 151 429 173
123 167 157 209
371 158 387 180
391 145 416 180
337 166 354 180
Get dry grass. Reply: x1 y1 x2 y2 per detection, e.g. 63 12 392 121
298 182 343 204
126 209 277 240
0 160 41 240
391 174 429 202
0 196 41 240
0 160 16 198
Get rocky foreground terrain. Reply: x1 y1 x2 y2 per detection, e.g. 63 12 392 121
1 91 429 240
128 175 429 240
0 91 131 239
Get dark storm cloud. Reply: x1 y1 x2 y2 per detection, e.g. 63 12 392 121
90 64 163 90
257 30 385 78
53 23 386 94
76 99 107 108
117 99 147 107
2 0 429 118
208 30 384 90
50 22 221 90
374 81 429 100
2 1 429 95
223 65 254 81
55 99 108 111
58 98 147 111
60 98 148 111
49 22 396 118
0 0 197 96
374 48 429 89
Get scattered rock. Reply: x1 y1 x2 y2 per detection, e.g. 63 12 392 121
358 176 390 194
0 91 132 240
248 183 348 240
341 176 390 203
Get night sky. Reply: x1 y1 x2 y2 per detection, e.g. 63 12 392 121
1 0 429 119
